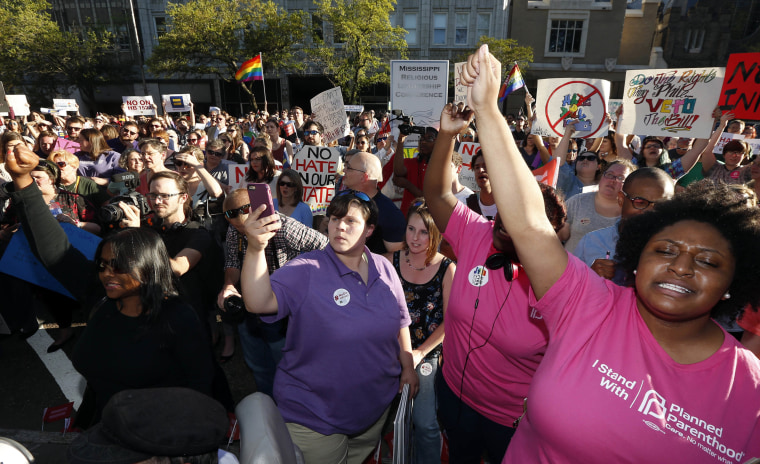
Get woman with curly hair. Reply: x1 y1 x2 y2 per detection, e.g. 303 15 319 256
461 44 760 463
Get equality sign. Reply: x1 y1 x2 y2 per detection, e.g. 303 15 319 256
0 223 101 299
162 94 192 113
618 67 724 138
454 62 467 104
311 87 349 144
291 146 342 214
531 79 610 139
390 60 449 130
53 99 77 111
122 95 156 116
719 53 760 120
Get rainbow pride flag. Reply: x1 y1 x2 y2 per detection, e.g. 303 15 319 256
498 63 525 102
235 54 263 82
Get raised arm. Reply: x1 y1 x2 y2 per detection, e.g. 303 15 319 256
422 104 473 234
553 121 577 167
188 101 197 127
700 111 733 175
392 133 417 191
240 205 281 314
461 45 567 298
532 134 552 164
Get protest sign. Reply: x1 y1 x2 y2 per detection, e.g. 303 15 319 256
533 158 559 188
713 132 744 155
718 53 760 120
6 95 30 116
390 60 449 129
345 105 364 113
618 67 724 138
456 142 481 192
608 99 623 123
0 223 101 298
122 96 156 116
292 146 342 214
227 163 250 190
454 62 467 104
0 82 8 113
531 79 610 139
53 99 77 111
161 94 192 113
311 87 350 144
745 138 760 156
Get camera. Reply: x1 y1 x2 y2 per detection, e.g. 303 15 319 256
392 110 427 136
99 172 151 228
221 295 246 325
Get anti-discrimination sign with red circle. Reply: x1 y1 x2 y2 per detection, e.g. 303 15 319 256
531 78 611 139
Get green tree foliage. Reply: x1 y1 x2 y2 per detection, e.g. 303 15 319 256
0 0 115 107
309 0 407 103
456 36 534 73
147 0 307 107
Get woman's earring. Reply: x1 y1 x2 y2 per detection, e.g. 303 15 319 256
633 269 637 275
723 292 731 300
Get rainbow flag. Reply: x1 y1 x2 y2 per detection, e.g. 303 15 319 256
235 54 263 82
498 63 525 102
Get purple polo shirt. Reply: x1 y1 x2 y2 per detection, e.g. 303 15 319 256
264 244 411 435
76 150 124 179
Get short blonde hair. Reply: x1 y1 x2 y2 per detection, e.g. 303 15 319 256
48 149 79 168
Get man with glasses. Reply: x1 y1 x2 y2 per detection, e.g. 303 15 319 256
668 137 692 160
216 188 327 397
342 151 405 253
574 168 674 283
108 121 140 154
206 113 227 141
393 126 439 214
301 120 347 157
56 116 86 154
203 140 230 189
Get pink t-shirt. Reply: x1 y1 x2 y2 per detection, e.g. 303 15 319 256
504 254 760 463
441 202 549 426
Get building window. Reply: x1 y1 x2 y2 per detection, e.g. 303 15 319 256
154 17 167 38
544 12 589 57
433 13 446 45
684 29 705 53
403 13 417 45
455 13 469 45
312 14 324 42
477 13 491 40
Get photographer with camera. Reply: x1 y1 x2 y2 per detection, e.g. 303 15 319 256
392 113 438 215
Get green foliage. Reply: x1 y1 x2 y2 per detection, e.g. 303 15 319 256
456 36 534 72
309 0 407 103
147 0 308 104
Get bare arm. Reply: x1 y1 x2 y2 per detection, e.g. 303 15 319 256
461 45 567 299
532 134 551 164
398 327 419 397
587 136 603 153
553 122 577 167
392 135 413 189
240 206 281 314
189 102 196 127
614 130 633 160
700 111 734 175
422 104 473 234
217 267 241 309
411 261 455 366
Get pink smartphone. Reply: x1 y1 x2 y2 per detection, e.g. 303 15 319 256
247 183 275 217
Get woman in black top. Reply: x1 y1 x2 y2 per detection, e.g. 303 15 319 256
5 144 215 428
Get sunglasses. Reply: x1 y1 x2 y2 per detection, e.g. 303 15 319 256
96 258 127 274
279 181 296 188
56 161 68 168
577 154 598 162
187 138 199 143
207 150 224 157
174 160 188 168
377 136 388 142
122 129 139 136
224 204 251 219
335 189 371 203
66 126 82 132
304 130 321 136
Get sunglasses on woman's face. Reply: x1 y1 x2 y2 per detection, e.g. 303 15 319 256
224 204 251 219
577 154 598 162
279 181 296 188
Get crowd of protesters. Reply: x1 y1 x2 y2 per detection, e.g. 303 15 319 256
3 44 760 463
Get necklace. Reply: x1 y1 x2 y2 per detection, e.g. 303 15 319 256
404 250 428 271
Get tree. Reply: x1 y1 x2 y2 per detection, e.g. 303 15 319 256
457 36 534 73
0 0 117 108
309 0 407 103
147 0 308 108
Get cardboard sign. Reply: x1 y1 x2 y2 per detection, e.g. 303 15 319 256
122 96 156 116
6 95 30 116
454 62 467 104
713 132 745 155
311 87 350 144
745 138 760 156
390 60 449 130
53 99 78 111
718 53 760 119
0 223 101 298
531 79 611 139
608 99 623 124
618 67 724 138
291 146 342 214
162 94 192 113
344 105 365 113
456 142 481 192
227 163 250 190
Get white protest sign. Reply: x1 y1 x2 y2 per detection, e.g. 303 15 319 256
618 67 724 138
6 95 30 116
713 132 745 154
454 62 467 104
311 87 350 144
162 94 191 113
227 163 250 190
292 146 342 214
53 99 77 111
122 96 156 116
0 82 8 113
531 79 610 139
456 142 481 193
345 105 364 113
745 138 760 156
608 99 623 123
390 60 449 130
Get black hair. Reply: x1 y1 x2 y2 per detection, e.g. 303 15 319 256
622 167 674 195
616 180 760 319
245 146 276 183
327 191 379 227
538 182 567 232
96 228 180 323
